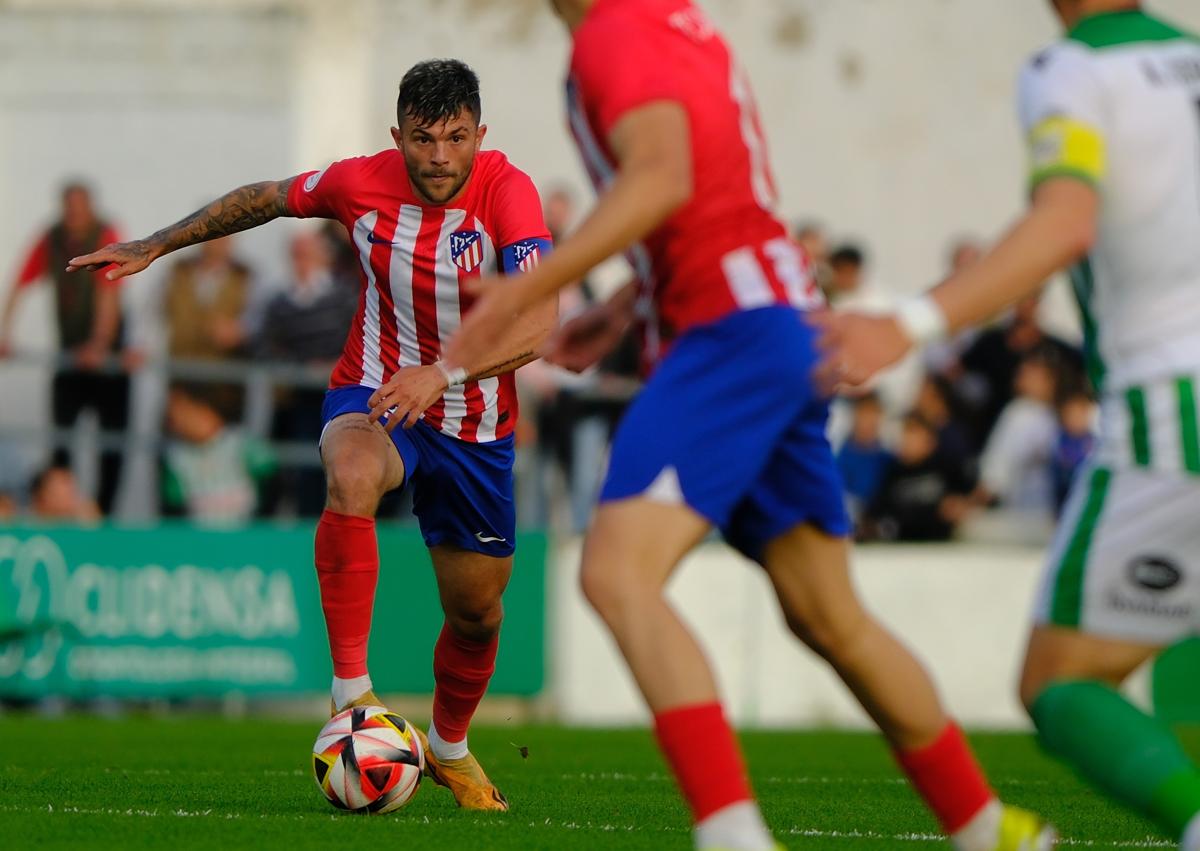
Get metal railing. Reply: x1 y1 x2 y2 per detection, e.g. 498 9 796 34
0 351 639 526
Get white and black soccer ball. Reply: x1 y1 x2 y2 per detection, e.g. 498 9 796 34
312 705 424 813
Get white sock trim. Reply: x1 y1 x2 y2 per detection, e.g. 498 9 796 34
428 721 469 761
693 800 774 851
950 799 1002 851
331 675 372 711
1182 811 1200 851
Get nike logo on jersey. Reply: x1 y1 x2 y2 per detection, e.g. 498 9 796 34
366 232 397 246
474 532 507 544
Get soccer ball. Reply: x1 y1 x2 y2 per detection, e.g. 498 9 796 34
312 705 425 813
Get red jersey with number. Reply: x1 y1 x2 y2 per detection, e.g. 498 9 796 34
288 149 551 443
568 0 820 363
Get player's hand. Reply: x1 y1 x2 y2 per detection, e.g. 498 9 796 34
67 239 159 281
809 310 912 395
367 364 447 432
543 303 628 374
444 275 520 373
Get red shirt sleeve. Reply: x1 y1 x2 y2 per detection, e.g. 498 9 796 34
572 17 687 137
491 166 551 249
287 158 362 221
14 234 50 288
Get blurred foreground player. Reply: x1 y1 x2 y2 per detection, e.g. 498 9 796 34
816 1 1200 847
69 60 555 811
448 1 1053 848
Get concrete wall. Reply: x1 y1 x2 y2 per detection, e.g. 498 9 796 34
550 540 1129 730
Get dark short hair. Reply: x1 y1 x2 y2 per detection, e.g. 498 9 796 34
830 244 865 268
397 59 481 128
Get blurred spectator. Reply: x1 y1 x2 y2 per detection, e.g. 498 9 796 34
258 231 357 363
864 414 974 542
257 231 357 515
161 385 277 524
793 220 829 267
163 235 254 416
164 236 252 359
0 182 132 514
825 242 921 416
924 237 985 379
321 220 360 289
960 292 1083 445
30 464 101 523
793 220 830 294
836 393 892 522
978 354 1060 513
0 492 15 522
912 375 974 469
825 244 874 309
1051 390 1098 513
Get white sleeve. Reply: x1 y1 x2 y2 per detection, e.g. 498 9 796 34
1016 44 1109 188
1016 43 1107 135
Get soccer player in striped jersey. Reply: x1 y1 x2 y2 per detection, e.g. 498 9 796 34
68 59 555 812
448 2 1053 849
816 2 1200 847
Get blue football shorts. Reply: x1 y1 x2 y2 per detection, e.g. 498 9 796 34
321 386 515 558
600 305 851 563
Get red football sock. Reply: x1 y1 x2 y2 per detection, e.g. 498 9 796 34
894 723 995 834
654 702 754 822
314 510 379 678
431 622 499 743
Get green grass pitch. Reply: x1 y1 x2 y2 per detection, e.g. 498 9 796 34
0 716 1190 849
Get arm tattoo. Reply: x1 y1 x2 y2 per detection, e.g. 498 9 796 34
148 177 296 254
469 350 538 382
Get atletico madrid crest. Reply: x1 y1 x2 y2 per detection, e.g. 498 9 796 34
513 240 541 273
450 230 484 273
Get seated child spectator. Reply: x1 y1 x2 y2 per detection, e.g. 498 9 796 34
29 465 101 523
161 385 277 525
864 414 974 542
1051 390 1098 513
836 393 892 521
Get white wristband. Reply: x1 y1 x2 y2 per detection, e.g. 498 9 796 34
895 294 948 347
434 361 469 388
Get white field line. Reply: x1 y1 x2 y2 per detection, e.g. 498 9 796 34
0 804 1175 847
557 773 1060 787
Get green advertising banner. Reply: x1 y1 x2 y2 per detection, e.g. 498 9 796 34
0 525 546 698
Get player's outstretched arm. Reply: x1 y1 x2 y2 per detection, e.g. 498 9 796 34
814 177 1098 391
66 178 298 281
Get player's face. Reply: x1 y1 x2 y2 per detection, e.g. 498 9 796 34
393 110 487 206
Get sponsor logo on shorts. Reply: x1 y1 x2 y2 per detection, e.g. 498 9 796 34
1106 591 1192 620
1127 555 1183 592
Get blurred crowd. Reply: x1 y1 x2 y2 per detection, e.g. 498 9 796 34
0 183 1097 541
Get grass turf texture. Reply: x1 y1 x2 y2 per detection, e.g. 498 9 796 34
1 718 1193 850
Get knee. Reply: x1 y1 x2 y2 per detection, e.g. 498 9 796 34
580 557 647 627
324 452 387 515
784 605 871 664
444 594 504 642
1018 659 1057 714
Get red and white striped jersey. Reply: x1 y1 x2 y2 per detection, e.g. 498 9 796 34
288 149 551 443
568 0 822 367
